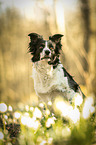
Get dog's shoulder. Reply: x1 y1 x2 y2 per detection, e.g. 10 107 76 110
62 67 79 92
62 67 85 98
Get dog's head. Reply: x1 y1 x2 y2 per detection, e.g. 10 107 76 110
28 33 63 67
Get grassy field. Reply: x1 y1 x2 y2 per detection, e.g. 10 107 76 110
0 94 95 145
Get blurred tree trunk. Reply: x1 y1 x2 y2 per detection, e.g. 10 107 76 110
80 0 90 72
80 0 96 95
88 0 96 96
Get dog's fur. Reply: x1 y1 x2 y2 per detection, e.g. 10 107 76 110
28 33 85 102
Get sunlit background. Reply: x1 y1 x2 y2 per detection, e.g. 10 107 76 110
0 1 95 144
0 0 96 108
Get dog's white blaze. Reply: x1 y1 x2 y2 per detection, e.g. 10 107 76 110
44 41 51 52
45 41 48 48
40 41 51 59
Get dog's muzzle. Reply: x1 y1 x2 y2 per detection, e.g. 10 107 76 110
41 49 51 60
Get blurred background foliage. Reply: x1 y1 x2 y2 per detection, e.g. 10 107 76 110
0 0 96 108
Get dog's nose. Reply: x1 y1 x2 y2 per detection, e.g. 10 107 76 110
45 50 50 55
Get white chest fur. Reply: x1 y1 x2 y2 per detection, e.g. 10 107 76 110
32 60 75 101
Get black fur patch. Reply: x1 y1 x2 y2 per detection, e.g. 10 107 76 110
48 55 60 69
49 34 63 55
62 67 86 99
28 38 45 62
62 67 79 92
49 34 63 43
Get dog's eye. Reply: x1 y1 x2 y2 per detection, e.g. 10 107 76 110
39 46 43 49
50 47 54 50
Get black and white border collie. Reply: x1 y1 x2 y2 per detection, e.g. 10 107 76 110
28 33 85 103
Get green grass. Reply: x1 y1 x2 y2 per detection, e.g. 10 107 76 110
0 95 95 145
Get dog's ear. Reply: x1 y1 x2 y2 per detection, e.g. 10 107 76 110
49 34 63 43
28 33 43 43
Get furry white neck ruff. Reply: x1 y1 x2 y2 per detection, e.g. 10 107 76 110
32 59 75 102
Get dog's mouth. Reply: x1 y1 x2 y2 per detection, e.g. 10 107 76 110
41 55 51 60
